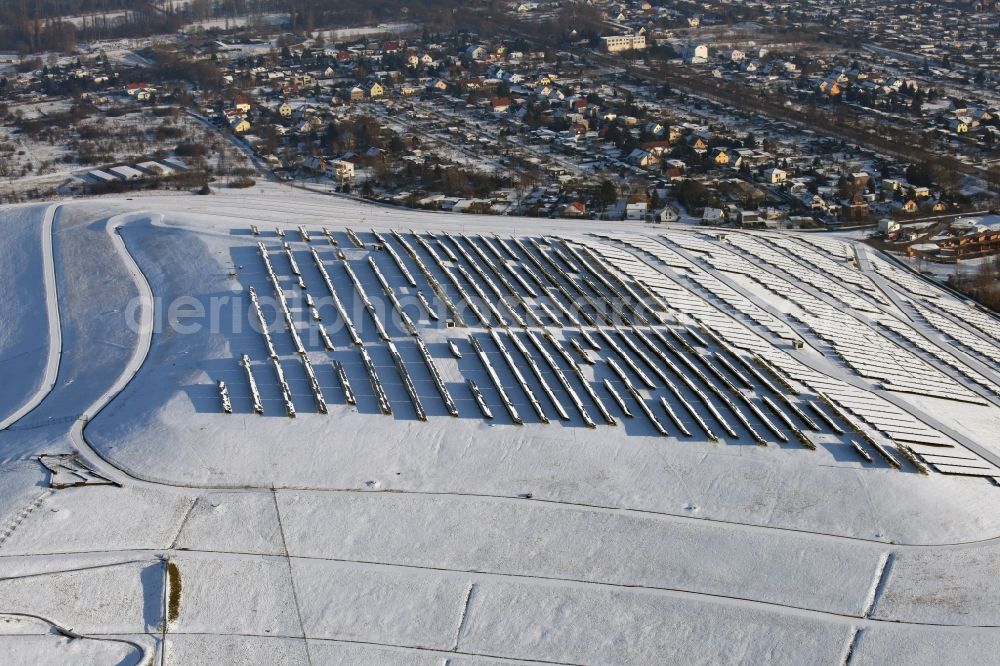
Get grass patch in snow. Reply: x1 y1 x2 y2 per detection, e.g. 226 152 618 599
166 560 182 622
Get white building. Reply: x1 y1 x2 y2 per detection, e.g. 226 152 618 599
109 165 145 181
625 202 648 220
601 34 647 53
702 207 724 224
136 161 174 176
878 218 901 234
658 206 679 223
687 43 709 64
764 168 787 184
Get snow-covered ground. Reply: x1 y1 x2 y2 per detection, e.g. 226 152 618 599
0 107 217 200
324 23 418 41
0 204 54 426
2 185 1000 664
182 13 289 31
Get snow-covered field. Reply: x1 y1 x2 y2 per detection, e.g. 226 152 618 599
324 23 418 41
2 184 1000 664
182 13 289 31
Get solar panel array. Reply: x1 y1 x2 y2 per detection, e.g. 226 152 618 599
210 223 1000 485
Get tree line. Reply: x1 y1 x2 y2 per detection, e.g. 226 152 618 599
0 0 489 55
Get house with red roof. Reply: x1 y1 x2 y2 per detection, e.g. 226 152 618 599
491 97 512 113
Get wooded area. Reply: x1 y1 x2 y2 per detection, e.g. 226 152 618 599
0 0 481 54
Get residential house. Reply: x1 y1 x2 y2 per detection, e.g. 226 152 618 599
302 156 329 174
702 208 724 224
851 172 871 188
234 95 252 113
125 82 152 96
764 167 787 184
625 202 648 220
658 206 679 223
687 44 709 64
847 193 870 218
687 134 709 153
711 148 732 166
331 159 355 181
819 79 842 96
627 149 656 167
491 97 512 113
642 140 672 157
563 201 587 218
878 218 901 234
644 121 665 137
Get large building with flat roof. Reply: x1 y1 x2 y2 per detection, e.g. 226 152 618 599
601 34 646 53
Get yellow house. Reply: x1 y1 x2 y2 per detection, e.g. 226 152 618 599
367 81 385 98
277 101 292 117
819 79 841 96
689 136 708 152
230 118 251 134
712 149 730 166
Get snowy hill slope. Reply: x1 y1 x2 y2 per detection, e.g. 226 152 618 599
2 187 1000 664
